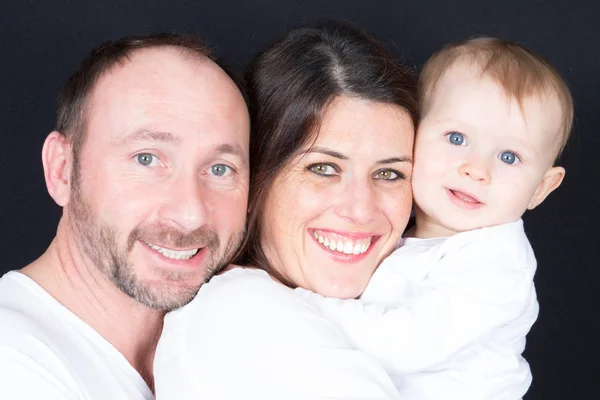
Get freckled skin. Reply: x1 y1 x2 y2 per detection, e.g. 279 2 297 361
261 96 415 299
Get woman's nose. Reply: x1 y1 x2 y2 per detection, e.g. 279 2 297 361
334 178 377 225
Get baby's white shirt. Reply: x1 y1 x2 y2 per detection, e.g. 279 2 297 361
298 219 539 400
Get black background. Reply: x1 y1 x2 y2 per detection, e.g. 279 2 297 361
1 1 598 398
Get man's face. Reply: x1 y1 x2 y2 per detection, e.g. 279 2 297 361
67 47 249 310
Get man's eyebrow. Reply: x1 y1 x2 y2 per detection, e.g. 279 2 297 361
117 131 247 163
214 143 248 164
118 129 181 146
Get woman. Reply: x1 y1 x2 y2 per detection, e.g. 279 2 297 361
155 21 417 399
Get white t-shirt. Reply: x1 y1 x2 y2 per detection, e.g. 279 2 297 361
155 267 401 400
298 219 539 400
0 271 154 400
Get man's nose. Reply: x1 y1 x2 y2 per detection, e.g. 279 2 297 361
159 174 210 232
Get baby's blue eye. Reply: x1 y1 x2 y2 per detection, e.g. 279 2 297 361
447 132 465 146
211 164 231 176
500 151 520 165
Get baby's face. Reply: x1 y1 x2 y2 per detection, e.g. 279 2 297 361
412 64 565 237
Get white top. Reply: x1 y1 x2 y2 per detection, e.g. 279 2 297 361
155 267 401 400
297 219 539 400
0 271 154 400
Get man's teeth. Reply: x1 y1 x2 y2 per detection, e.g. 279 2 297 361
146 243 199 260
313 232 371 255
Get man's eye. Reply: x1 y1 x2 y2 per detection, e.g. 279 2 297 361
135 153 159 166
499 151 520 165
210 164 232 177
447 131 466 146
308 163 337 176
374 169 402 180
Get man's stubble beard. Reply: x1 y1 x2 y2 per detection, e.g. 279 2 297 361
68 160 245 311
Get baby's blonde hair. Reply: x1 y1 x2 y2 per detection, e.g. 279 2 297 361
419 37 573 155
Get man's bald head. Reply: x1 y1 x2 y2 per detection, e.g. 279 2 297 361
56 33 245 159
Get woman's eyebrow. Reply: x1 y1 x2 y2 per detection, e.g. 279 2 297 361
304 146 348 160
376 156 413 165
305 147 413 164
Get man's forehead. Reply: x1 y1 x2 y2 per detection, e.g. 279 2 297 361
111 128 248 164
84 47 246 129
92 46 215 90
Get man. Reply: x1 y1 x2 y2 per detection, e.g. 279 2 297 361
0 33 250 399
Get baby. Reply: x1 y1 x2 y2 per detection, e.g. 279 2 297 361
298 37 573 399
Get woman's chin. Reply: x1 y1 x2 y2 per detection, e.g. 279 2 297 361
312 278 367 300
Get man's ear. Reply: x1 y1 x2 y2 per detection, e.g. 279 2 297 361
527 166 565 210
42 131 73 207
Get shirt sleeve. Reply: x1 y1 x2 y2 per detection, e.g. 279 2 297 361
296 230 538 375
154 268 401 400
0 346 79 400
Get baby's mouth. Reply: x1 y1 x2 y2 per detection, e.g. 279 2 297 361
450 189 482 204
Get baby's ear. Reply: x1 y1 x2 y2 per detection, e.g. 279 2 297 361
527 166 565 210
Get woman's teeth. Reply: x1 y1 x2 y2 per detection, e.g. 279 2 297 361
146 243 199 260
313 232 371 255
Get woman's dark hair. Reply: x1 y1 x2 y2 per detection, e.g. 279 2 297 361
234 20 418 285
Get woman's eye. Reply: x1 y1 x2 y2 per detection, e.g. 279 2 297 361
135 153 160 167
499 151 520 165
447 132 466 146
308 163 337 176
210 163 232 177
374 169 402 180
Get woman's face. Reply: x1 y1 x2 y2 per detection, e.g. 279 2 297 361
261 96 414 299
